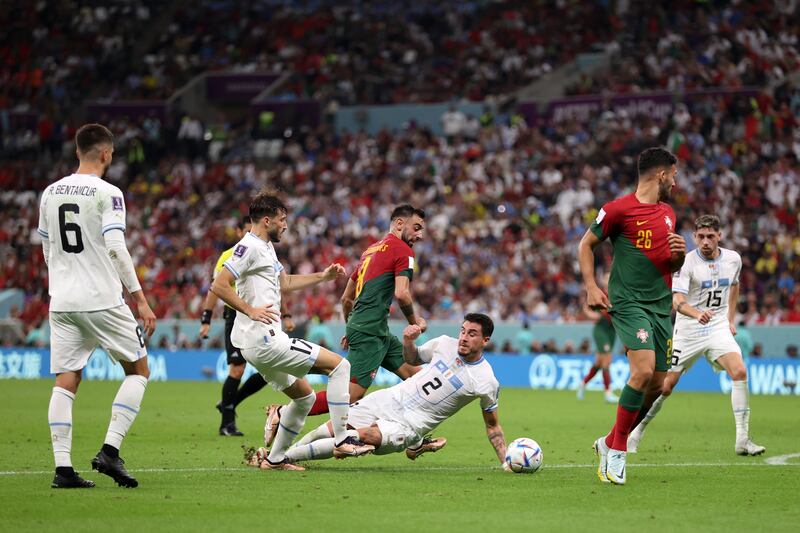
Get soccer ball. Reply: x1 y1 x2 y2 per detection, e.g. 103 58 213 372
505 437 543 473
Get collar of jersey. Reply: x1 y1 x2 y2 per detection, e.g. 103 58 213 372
460 355 485 366
695 248 722 263
246 231 271 245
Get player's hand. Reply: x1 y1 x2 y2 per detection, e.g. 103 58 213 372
340 335 349 350
403 324 422 341
282 316 296 332
696 309 714 325
586 286 611 311
730 324 737 336
247 304 280 324
416 317 427 333
137 300 157 337
668 233 686 257
199 323 210 340
322 263 346 281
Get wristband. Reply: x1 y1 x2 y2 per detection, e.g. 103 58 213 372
201 309 213 325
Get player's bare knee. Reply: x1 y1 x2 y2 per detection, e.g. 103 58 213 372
229 363 245 379
630 368 654 388
729 365 747 381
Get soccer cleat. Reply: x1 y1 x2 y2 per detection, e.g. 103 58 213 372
333 436 376 459
259 458 306 471
627 427 643 454
735 439 766 456
219 422 244 437
263 404 282 448
606 449 627 485
593 437 610 483
406 436 447 460
91 451 138 488
604 391 619 404
51 471 95 489
576 384 586 400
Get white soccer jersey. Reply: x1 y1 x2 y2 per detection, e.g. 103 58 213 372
38 173 128 312
223 231 284 349
673 247 741 335
391 335 500 436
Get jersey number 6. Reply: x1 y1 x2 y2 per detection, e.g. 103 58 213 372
58 203 84 254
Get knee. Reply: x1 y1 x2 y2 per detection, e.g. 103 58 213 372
330 357 350 377
137 366 151 380
729 365 747 381
229 363 245 379
630 367 654 388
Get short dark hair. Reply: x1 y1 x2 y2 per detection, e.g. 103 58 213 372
694 214 721 231
637 147 677 177
463 313 494 338
391 204 426 222
75 123 114 155
249 188 287 222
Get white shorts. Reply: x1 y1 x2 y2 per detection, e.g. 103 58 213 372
240 330 322 391
50 306 147 374
347 389 421 454
671 327 741 374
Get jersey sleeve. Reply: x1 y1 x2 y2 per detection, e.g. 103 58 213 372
101 187 127 235
222 242 256 280
589 201 620 241
672 258 691 294
417 335 453 363
394 247 414 280
480 378 500 412
37 191 50 240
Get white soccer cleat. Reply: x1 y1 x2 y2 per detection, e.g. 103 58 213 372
264 404 282 448
593 437 610 483
406 436 447 460
606 449 627 485
576 384 586 401
604 391 619 404
333 436 375 459
627 427 643 454
735 439 766 456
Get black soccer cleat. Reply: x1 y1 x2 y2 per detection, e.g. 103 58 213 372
219 422 244 436
91 451 138 488
51 471 95 489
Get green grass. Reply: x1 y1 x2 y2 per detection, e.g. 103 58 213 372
1 380 798 532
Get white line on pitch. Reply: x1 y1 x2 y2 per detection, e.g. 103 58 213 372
764 452 800 465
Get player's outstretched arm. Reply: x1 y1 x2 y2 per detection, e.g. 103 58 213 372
280 263 346 292
482 410 507 465
673 292 713 325
578 230 611 311
211 268 279 324
401 325 424 366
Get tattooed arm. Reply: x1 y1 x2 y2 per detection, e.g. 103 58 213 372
482 409 507 466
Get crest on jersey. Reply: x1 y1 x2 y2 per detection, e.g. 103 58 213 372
233 244 248 258
636 328 649 343
664 216 672 230
112 196 124 211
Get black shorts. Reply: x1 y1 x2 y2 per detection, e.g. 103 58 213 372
223 307 245 365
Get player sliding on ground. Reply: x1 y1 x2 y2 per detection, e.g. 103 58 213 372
212 189 374 471
247 314 508 469
627 215 765 456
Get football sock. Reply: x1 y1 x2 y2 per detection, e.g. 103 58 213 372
267 391 315 463
220 376 240 425
325 359 352 445
234 373 267 407
633 394 665 433
285 438 336 462
104 375 148 450
294 423 334 447
49 387 75 468
606 384 644 450
731 380 750 441
602 369 611 391
307 390 330 416
583 366 600 384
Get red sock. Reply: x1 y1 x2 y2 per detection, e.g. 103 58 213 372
602 369 611 390
611 404 640 451
604 425 615 449
307 390 329 416
583 366 599 384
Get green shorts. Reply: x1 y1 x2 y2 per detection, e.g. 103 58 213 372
609 306 672 371
345 328 405 389
592 319 616 354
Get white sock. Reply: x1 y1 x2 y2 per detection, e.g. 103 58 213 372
104 375 148 450
325 359 351 445
635 394 667 435
49 387 75 468
731 380 750 442
267 391 315 463
294 423 334 447
285 438 336 462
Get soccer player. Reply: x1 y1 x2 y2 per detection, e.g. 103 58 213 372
198 216 295 436
301 204 427 417
579 147 686 485
627 215 766 456
249 314 506 469
39 124 157 489
576 273 619 403
211 189 374 470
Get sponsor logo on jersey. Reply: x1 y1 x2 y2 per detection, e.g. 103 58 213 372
664 215 673 230
233 244 248 257
112 196 124 210
635 220 648 226
636 328 650 343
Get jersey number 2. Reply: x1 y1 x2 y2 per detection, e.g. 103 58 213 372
58 204 84 254
421 377 442 396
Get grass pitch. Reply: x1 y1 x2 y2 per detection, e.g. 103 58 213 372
0 380 797 532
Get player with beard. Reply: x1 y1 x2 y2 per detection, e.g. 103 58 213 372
578 147 686 484
281 205 427 427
